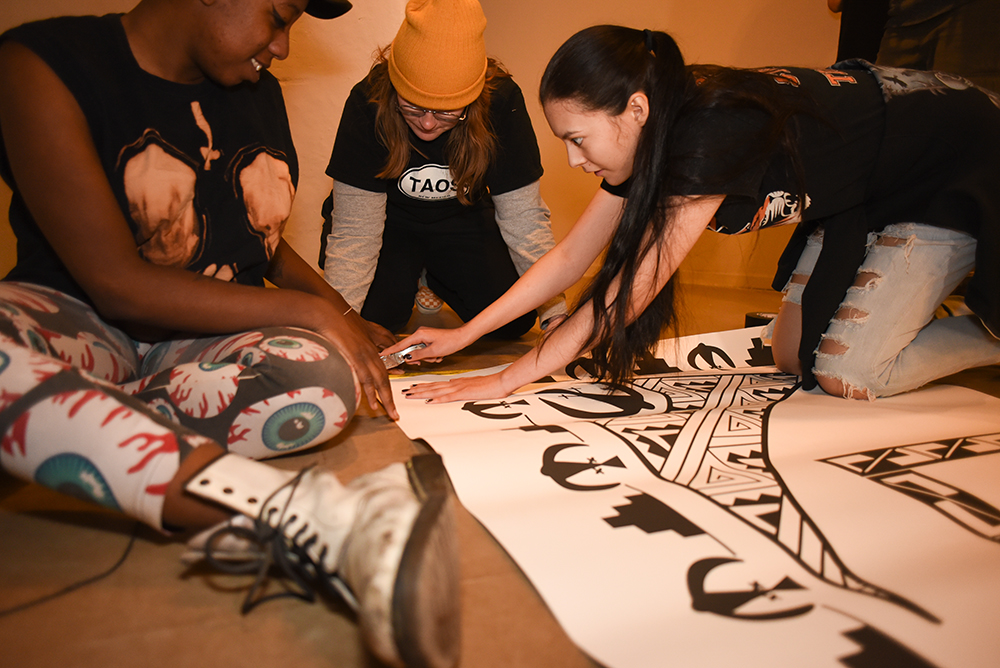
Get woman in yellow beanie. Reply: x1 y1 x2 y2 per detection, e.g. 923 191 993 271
320 0 567 337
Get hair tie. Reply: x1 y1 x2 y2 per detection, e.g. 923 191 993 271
643 29 656 55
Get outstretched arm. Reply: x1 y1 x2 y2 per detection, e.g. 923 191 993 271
385 187 627 361
404 194 724 402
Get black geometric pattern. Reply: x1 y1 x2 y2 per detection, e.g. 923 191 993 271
824 433 1000 541
603 372 927 614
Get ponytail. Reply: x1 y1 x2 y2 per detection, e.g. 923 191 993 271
541 26 690 385
541 25 816 385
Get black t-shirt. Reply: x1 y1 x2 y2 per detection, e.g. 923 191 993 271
0 15 298 303
326 75 543 227
604 66 886 233
603 62 1000 386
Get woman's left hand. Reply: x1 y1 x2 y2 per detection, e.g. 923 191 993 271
402 371 512 403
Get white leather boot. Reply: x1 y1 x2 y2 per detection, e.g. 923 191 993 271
182 453 460 668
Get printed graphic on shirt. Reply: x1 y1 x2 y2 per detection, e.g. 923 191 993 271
121 129 202 268
118 101 294 279
746 191 812 233
231 146 295 258
756 67 802 87
398 164 458 201
868 64 1000 110
756 66 858 89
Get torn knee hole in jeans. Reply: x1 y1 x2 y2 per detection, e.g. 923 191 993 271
815 337 877 400
818 335 850 356
834 304 870 324
877 234 912 248
851 270 881 293
872 233 916 267
813 367 877 401
781 272 810 304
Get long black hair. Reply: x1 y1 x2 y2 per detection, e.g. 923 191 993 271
540 25 815 385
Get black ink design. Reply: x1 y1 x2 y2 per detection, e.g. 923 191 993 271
461 398 531 420
541 443 627 492
542 372 936 626
745 337 775 367
687 557 814 620
604 492 705 536
839 625 939 668
687 343 736 370
824 433 1000 540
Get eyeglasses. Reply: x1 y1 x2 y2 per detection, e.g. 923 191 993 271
396 103 468 123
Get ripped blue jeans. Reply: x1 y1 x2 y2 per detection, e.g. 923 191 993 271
780 223 1000 399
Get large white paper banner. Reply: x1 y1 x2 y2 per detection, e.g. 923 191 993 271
392 329 1000 668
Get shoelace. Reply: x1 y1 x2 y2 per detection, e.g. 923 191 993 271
200 467 336 613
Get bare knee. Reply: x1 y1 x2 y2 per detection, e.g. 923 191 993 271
772 329 802 375
815 373 874 401
773 347 801 376
815 336 877 399
771 276 806 375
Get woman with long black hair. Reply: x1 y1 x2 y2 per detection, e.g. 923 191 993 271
392 24 1000 403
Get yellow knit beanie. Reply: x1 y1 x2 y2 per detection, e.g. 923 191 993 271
388 0 488 110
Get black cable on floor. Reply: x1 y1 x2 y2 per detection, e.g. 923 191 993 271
0 520 141 618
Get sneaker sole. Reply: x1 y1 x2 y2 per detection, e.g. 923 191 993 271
393 454 462 668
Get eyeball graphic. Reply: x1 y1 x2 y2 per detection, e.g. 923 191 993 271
145 397 180 425
227 386 348 459
259 336 329 362
264 402 325 447
167 362 242 418
48 330 133 384
0 346 69 406
139 341 170 377
34 453 121 511
0 302 50 355
25 329 49 355
239 348 267 368
0 282 61 313
194 331 264 365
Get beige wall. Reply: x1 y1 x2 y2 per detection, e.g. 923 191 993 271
1 0 840 293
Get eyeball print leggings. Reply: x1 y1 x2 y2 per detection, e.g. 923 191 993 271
0 282 359 529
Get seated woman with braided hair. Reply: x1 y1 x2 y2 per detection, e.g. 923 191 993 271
389 24 1000 404
0 1 459 666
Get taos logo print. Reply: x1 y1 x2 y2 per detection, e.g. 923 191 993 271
398 164 457 201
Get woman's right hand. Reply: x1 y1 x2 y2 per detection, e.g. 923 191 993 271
383 325 476 365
